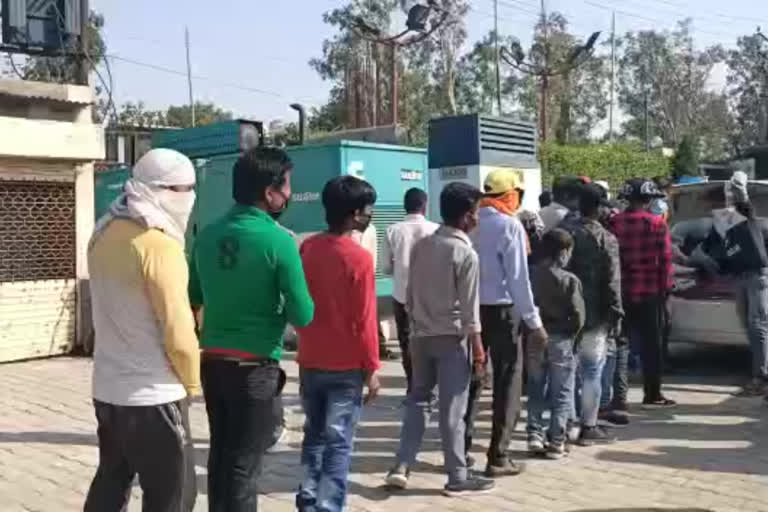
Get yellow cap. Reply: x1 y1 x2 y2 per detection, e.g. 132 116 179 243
484 169 524 195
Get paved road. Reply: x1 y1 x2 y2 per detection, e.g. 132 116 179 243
0 344 767 512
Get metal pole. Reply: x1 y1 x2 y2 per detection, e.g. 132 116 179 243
609 11 615 143
540 0 549 142
494 0 502 116
185 26 196 127
77 0 90 85
391 44 398 126
644 88 650 152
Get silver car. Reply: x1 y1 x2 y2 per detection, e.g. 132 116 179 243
668 181 768 346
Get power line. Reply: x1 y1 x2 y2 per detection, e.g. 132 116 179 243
582 0 745 41
639 0 768 26
607 0 762 37
106 53 326 104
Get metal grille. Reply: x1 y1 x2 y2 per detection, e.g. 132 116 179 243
372 205 406 279
479 116 537 157
0 179 76 282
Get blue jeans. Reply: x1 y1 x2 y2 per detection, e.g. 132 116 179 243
744 271 768 380
572 327 608 427
526 334 576 444
297 369 363 512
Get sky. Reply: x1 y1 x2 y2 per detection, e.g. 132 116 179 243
91 0 768 125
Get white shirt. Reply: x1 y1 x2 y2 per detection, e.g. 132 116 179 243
540 201 570 233
381 214 439 304
351 224 378 269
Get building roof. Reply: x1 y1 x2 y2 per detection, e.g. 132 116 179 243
0 79 92 105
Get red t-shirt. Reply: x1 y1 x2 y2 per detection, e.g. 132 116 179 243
297 233 380 371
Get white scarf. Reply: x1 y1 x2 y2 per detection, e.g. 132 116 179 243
91 149 196 247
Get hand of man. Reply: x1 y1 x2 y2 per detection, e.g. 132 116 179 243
528 327 549 348
364 371 381 405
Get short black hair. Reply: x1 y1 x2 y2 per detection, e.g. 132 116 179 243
552 176 582 202
539 190 553 208
440 182 483 225
404 187 428 214
232 147 292 205
541 228 574 261
322 176 377 229
579 183 604 218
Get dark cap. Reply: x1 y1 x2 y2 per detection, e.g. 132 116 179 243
619 178 665 200
580 183 610 210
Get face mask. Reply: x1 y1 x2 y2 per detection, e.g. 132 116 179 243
355 213 372 233
557 248 572 268
157 189 196 232
268 190 290 220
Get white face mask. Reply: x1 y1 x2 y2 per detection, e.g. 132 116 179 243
156 189 196 233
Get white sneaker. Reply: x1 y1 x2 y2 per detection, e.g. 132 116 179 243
567 423 581 443
527 436 546 455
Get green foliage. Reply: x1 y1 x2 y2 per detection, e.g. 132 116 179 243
112 101 232 128
539 143 671 190
726 33 768 155
671 135 699 178
616 20 728 154
165 103 233 128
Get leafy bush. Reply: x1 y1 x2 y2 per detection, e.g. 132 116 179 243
539 142 672 190
671 135 700 178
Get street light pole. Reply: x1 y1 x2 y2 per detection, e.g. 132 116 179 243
494 0 502 116
391 44 399 125
349 2 451 128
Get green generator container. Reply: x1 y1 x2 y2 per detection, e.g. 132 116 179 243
94 166 131 220
160 135 428 296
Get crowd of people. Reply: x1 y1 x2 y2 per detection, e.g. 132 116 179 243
85 145 721 512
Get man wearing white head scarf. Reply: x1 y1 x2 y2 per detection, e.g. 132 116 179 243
85 148 200 512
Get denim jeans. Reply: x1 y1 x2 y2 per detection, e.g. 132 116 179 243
526 334 576 444
743 270 768 380
600 336 617 410
297 369 364 512
398 336 471 485
202 359 285 512
572 327 608 427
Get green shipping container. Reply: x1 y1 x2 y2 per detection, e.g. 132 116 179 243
94 166 131 221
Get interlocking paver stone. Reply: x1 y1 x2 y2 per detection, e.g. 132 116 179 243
0 355 767 511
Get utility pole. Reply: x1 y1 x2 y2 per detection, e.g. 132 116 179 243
77 0 90 85
540 0 549 142
185 26 196 128
391 44 398 125
644 88 651 152
494 0 502 116
609 11 616 143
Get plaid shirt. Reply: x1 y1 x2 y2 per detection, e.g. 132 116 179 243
609 209 672 302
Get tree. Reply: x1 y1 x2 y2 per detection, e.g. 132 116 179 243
617 20 728 156
513 12 609 143
310 0 471 145
671 134 699 177
111 101 232 128
726 33 768 156
165 102 233 128
310 1 399 129
111 101 167 127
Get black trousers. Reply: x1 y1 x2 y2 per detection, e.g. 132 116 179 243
202 359 286 512
84 399 196 512
625 298 665 401
464 305 523 464
393 299 413 392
